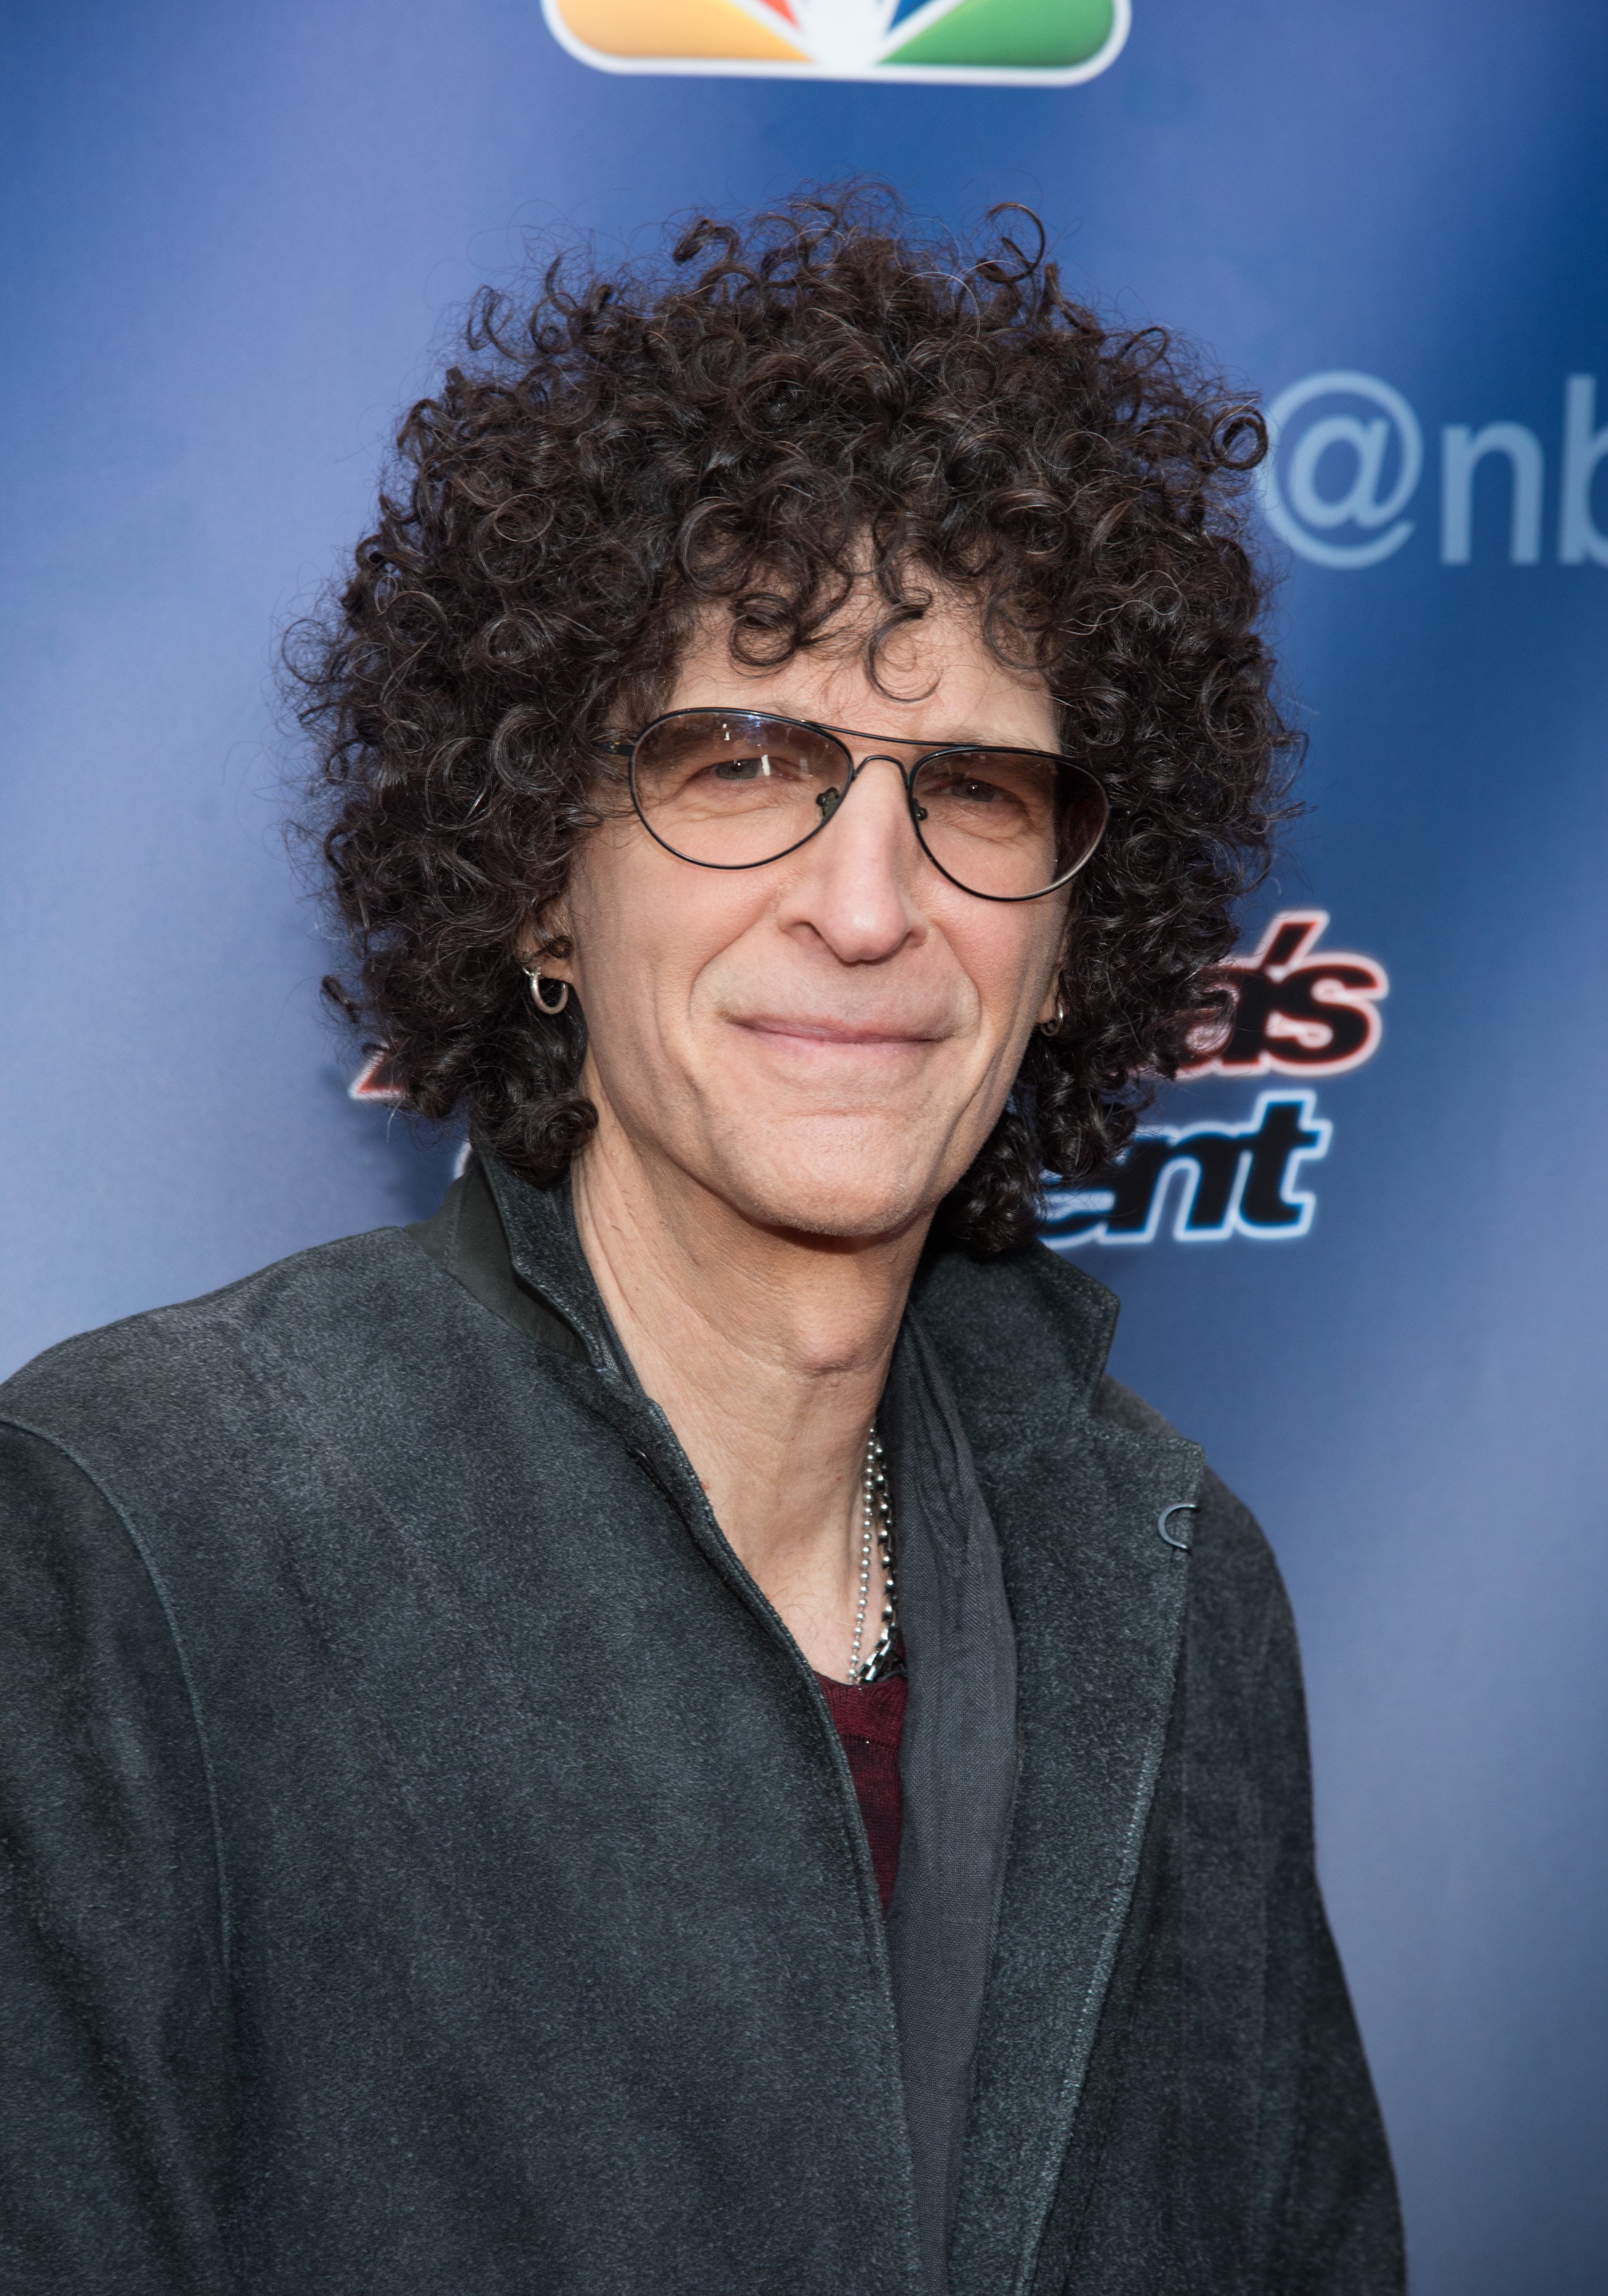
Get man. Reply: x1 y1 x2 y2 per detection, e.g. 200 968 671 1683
0 194 1404 2293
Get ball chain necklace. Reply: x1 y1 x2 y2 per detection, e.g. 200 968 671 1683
847 1426 898 1686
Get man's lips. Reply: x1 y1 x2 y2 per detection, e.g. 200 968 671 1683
729 1013 945 1049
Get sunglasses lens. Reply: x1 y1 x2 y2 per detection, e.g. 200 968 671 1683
909 750 1108 898
631 713 851 868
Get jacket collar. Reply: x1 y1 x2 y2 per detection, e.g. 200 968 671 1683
474 1156 633 1378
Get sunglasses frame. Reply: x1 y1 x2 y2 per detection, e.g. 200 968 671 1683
596 708 1109 904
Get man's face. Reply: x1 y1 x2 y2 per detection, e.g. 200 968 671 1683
552 596 1070 1242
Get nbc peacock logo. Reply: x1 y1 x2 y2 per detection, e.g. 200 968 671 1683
543 0 1128 84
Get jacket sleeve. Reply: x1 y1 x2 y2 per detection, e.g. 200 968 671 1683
1250 1538 1406 2295
0 1422 234 2295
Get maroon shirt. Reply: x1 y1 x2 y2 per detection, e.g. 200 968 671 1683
812 1669 909 1910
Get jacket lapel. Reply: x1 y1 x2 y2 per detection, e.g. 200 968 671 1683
912 1246 1202 2296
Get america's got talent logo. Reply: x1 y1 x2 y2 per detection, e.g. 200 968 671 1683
542 0 1128 84
1043 911 1390 1251
1177 911 1388 1081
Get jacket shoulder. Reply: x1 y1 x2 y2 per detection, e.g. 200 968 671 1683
0 1227 431 1436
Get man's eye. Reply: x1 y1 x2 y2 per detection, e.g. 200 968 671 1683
711 754 768 781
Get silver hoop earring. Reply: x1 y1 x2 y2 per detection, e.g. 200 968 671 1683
526 964 570 1016
1040 995 1067 1039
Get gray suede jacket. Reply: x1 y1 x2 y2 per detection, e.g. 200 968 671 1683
0 1157 1404 2296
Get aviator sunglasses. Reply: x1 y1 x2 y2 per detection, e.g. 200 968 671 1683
596 708 1109 903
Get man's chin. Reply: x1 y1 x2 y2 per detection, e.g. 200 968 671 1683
707 1157 948 1247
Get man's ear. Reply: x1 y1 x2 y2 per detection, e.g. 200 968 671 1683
1035 908 1074 1027
518 901 575 983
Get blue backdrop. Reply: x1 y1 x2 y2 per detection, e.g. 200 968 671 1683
3 5 1605 2287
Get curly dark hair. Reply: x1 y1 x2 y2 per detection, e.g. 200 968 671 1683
294 187 1296 1252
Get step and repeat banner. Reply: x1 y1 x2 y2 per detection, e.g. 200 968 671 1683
3 3 1604 2287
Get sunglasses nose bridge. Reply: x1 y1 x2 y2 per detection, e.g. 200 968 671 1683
811 748 924 849
841 747 920 794
830 748 928 833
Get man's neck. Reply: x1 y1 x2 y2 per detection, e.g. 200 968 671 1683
569 1117 927 1681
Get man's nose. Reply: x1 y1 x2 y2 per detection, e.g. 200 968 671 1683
781 755 925 961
